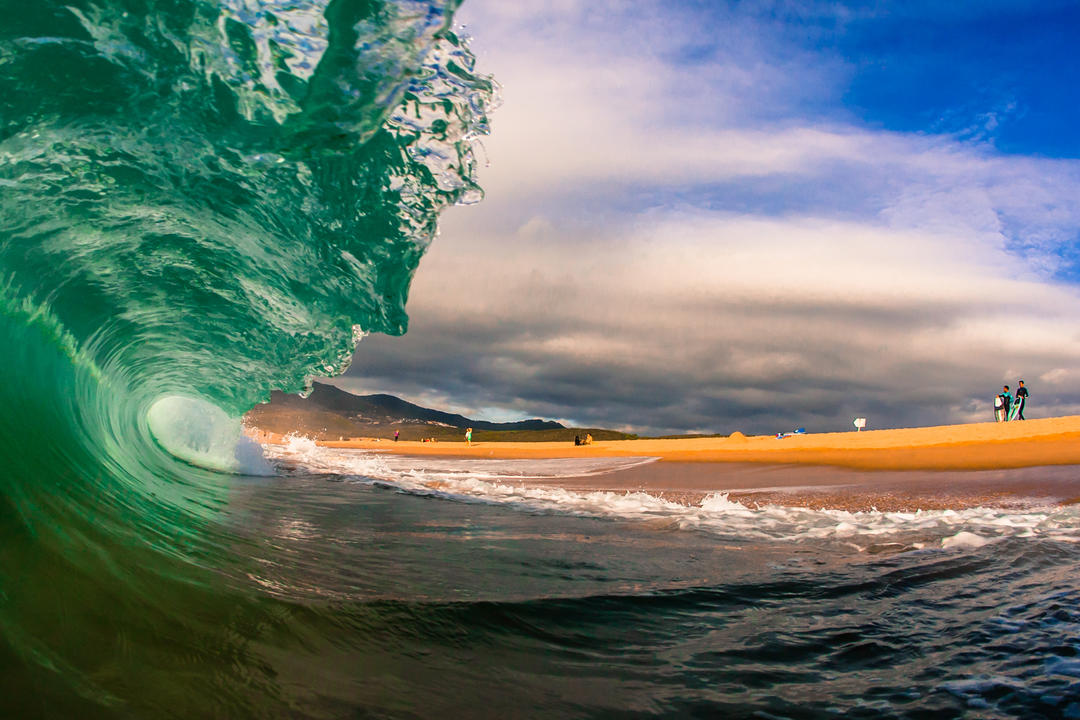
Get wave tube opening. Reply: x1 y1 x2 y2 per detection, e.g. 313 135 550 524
146 395 272 475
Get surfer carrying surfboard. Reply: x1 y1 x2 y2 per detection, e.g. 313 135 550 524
999 386 1012 422
1014 380 1028 420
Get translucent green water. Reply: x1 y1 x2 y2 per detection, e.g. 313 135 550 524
0 0 492 711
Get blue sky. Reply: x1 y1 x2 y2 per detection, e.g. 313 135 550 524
640 0 1080 159
832 2 1080 158
335 0 1080 434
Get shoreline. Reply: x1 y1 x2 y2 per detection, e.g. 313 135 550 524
287 415 1080 471
251 416 1080 511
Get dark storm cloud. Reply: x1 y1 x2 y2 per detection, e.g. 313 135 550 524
337 255 1080 436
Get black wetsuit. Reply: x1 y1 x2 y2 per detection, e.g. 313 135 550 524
1015 386 1028 420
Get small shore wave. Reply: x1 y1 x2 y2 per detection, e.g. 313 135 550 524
264 438 1080 552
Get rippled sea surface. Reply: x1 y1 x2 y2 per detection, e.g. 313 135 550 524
6 444 1080 717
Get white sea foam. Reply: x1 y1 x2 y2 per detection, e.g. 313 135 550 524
262 442 1080 549
941 531 991 549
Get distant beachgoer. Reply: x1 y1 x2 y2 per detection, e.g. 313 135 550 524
999 385 1012 422
574 434 582 446
585 433 593 445
394 430 399 442
1015 380 1028 420
465 427 472 446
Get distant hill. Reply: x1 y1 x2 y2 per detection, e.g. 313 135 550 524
282 382 563 431
244 382 634 442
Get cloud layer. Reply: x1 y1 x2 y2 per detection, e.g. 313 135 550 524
334 0 1080 435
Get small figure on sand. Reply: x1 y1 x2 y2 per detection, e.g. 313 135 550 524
996 385 1012 422
465 427 472 446
1014 380 1029 420
394 430 399 442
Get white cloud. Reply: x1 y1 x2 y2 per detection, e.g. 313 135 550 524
1040 368 1073 386
340 0 1080 434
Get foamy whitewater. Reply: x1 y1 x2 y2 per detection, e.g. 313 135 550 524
4 0 1080 716
267 439 1080 552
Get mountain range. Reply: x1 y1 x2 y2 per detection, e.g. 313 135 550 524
244 382 635 441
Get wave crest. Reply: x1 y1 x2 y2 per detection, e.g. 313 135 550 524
0 1 493 701
0 0 493 411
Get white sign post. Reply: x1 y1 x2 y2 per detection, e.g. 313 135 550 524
853 417 867 432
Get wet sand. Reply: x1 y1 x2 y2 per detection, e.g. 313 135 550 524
521 461 1080 512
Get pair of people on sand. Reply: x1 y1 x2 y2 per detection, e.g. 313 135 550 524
995 380 1028 422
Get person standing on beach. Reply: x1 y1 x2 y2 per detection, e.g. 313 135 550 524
394 430 399 442
1000 385 1012 422
465 427 472 446
1015 380 1029 420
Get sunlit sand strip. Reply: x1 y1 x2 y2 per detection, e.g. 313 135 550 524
295 415 1080 471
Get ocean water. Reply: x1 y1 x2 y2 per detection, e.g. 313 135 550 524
3 0 1080 717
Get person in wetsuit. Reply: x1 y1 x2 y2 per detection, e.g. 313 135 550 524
1014 380 1028 420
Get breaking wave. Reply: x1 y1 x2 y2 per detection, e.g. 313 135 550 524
0 0 492 711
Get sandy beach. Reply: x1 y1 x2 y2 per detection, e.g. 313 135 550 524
250 416 1080 511
304 415 1080 470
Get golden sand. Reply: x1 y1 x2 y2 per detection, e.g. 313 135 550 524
272 415 1080 471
